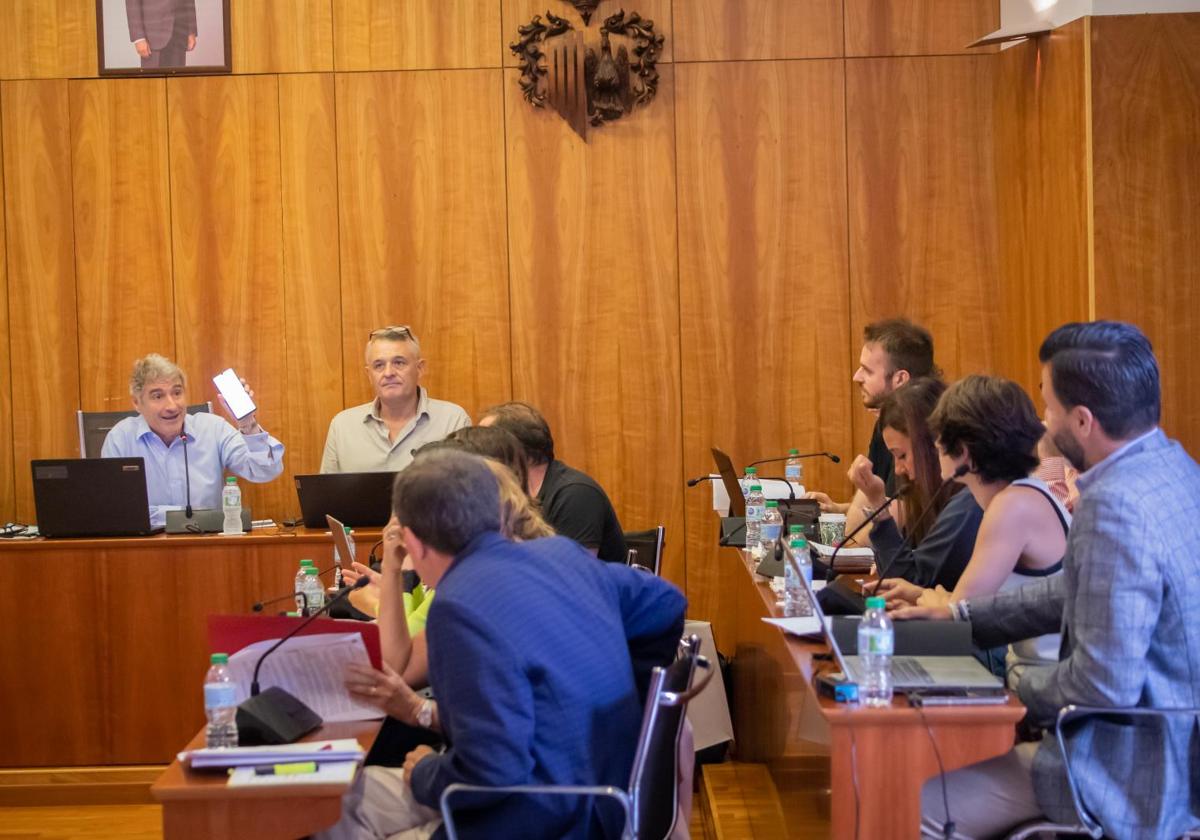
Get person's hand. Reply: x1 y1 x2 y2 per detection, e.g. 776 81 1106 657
134 39 151 57
186 33 197 51
381 514 408 572
846 455 886 509
889 604 953 622
345 661 424 723
218 377 260 433
402 745 436 787
803 491 850 515
341 560 381 589
916 586 953 609
867 577 924 608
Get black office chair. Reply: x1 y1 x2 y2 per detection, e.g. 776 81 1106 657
77 402 212 458
1005 705 1200 840
624 525 665 576
439 635 713 840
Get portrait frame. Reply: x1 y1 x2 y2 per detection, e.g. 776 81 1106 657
96 0 232 77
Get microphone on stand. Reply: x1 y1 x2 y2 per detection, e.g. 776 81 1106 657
237 576 371 745
180 432 193 518
747 451 841 468
250 565 336 612
686 474 718 488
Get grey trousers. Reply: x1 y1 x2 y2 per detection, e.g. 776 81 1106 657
921 741 1045 839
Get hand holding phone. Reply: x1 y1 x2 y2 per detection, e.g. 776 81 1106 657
213 368 258 423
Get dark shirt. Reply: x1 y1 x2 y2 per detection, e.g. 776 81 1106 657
867 417 896 495
870 488 982 590
537 459 629 562
410 532 686 840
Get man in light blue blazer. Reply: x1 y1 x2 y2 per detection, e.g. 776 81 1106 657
903 321 1200 838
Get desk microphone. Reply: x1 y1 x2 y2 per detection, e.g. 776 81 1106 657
180 432 193 518
686 474 718 487
236 576 371 745
251 565 335 612
747 451 841 468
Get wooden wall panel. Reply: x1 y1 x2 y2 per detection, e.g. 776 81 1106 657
336 70 511 417
0 86 12 525
993 22 1090 399
504 67 684 587
0 0 96 80
676 60 852 620
672 0 841 62
1091 13 1200 455
71 78 175 413
846 56 999 453
1 81 81 523
167 76 290 520
502 0 673 66
845 0 998 57
278 73 343 488
233 0 335 74
333 0 501 71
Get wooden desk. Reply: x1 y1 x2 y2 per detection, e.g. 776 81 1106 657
0 527 380 768
714 550 1026 839
152 720 379 840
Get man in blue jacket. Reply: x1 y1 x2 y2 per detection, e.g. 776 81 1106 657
321 449 687 839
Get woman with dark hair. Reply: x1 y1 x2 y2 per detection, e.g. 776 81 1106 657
879 375 1071 682
847 377 982 591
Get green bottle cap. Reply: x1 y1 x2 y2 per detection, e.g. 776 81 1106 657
865 596 886 610
225 476 237 484
766 500 779 508
210 653 229 665
304 567 319 576
789 539 805 549
746 467 757 474
788 448 799 455
300 558 314 567
750 484 762 492
788 524 803 533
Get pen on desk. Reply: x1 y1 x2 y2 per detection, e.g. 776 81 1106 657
253 761 320 776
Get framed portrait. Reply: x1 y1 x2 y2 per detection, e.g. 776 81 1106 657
97 0 232 76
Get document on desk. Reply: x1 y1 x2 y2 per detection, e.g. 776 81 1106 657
762 615 833 638
227 760 359 787
808 541 875 560
226 633 384 723
183 738 365 769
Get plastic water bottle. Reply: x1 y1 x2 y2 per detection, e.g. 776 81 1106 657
761 500 783 557
301 567 324 616
786 536 813 616
858 596 894 707
785 448 804 489
745 483 765 557
294 559 314 610
740 466 759 499
221 477 243 535
204 653 239 748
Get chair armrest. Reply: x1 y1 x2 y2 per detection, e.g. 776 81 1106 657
1053 705 1200 838
439 783 632 840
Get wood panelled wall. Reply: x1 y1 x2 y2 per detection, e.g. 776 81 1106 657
1 0 1011 619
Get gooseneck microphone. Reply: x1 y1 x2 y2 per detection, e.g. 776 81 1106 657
874 464 970 585
686 474 718 488
825 479 910 582
250 565 336 612
748 451 841 468
180 432 193 518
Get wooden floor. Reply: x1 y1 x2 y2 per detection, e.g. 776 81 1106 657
0 761 825 839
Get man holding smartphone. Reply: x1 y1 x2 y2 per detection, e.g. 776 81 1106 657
101 353 285 529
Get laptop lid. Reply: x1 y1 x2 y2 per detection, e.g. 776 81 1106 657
294 472 396 528
710 447 746 517
32 458 158 538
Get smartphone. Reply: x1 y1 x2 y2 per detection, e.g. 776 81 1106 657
212 368 257 420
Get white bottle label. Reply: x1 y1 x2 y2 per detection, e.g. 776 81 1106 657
785 465 801 481
204 682 237 709
761 523 782 542
859 627 894 656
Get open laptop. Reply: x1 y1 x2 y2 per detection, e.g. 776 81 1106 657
710 447 746 517
294 472 396 528
32 458 160 538
786 542 1003 691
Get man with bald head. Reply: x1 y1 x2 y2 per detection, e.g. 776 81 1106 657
320 326 469 473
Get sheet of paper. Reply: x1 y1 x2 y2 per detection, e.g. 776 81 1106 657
762 615 834 637
226 633 385 723
809 540 874 559
227 760 359 787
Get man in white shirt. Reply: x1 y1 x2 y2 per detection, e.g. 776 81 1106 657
320 326 470 474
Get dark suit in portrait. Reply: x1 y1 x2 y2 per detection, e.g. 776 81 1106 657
126 0 197 69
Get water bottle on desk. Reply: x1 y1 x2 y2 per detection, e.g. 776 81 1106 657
761 500 783 557
301 567 324 616
204 653 239 748
858 597 894 707
221 477 243 535
294 559 314 611
785 448 804 489
745 483 765 561
740 466 759 499
785 536 813 617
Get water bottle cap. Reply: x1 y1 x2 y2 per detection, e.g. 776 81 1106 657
344 526 352 534
225 476 237 484
865 596 886 610
300 558 314 567
304 567 319 576
210 653 229 665
788 448 799 455
745 467 757 474
765 500 779 507
788 524 802 533
789 539 806 548
750 484 762 491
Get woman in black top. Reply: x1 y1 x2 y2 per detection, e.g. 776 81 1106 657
848 377 982 591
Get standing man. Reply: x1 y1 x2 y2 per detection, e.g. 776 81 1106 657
321 326 470 474
126 0 197 69
102 353 285 530
901 322 1200 839
479 401 628 562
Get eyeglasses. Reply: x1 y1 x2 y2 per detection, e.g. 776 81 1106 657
368 325 414 341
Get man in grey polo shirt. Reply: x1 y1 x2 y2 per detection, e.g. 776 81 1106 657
320 326 470 473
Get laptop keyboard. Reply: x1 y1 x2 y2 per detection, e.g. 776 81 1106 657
892 657 934 685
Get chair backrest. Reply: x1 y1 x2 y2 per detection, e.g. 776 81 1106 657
627 634 712 840
77 402 212 458
624 525 665 576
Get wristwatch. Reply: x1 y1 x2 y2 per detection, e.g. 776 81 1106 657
416 698 434 728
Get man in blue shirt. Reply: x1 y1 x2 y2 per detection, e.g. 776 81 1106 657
320 449 686 840
101 354 285 529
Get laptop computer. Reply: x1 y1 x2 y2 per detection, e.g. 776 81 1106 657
32 458 160 538
294 472 396 528
710 447 746 517
786 542 1003 691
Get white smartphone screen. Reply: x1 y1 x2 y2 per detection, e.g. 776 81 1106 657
212 368 257 420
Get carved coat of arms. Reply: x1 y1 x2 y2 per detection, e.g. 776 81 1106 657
510 1 665 140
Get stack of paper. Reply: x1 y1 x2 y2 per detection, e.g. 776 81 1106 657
181 738 364 769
